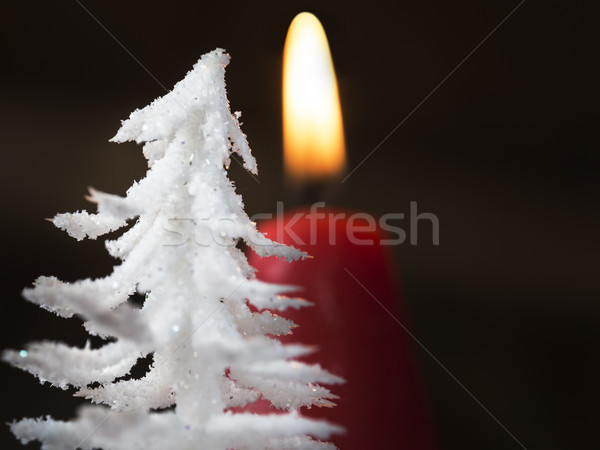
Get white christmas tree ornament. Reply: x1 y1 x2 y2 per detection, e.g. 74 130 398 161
3 49 344 450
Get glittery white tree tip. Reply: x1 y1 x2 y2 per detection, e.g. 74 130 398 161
4 48 341 449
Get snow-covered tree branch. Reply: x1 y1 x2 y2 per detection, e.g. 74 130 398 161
3 49 343 450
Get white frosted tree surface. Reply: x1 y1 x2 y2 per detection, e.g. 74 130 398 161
3 49 343 450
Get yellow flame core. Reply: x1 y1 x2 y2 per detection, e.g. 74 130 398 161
283 12 346 182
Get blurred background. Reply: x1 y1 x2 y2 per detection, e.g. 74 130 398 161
1 1 597 448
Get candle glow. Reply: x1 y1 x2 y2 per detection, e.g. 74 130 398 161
283 12 346 182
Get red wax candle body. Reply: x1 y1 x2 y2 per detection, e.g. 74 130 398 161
248 206 436 449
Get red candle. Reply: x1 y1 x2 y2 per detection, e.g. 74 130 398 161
248 208 436 449
243 12 435 448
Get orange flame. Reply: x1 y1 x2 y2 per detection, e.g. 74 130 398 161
283 12 346 182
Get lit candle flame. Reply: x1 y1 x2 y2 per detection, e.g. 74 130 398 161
283 12 346 182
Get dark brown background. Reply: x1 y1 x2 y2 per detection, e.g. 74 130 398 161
1 1 597 449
